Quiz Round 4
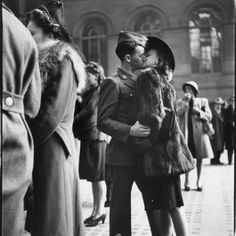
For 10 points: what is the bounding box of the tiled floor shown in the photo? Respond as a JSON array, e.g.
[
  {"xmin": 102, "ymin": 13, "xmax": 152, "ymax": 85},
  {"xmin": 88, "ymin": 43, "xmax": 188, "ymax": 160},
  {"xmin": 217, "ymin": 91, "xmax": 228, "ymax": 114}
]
[{"xmin": 80, "ymin": 151, "xmax": 234, "ymax": 236}]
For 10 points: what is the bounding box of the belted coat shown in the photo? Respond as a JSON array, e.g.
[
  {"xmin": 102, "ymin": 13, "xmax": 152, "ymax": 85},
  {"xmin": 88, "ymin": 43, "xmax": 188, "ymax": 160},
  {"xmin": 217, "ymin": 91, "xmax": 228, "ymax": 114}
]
[
  {"xmin": 28, "ymin": 39, "xmax": 86, "ymax": 236},
  {"xmin": 2, "ymin": 4, "xmax": 41, "ymax": 236}
]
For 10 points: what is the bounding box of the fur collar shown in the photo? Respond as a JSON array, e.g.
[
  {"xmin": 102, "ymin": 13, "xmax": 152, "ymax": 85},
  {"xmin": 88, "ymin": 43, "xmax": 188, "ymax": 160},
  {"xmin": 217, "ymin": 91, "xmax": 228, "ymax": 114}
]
[{"xmin": 39, "ymin": 39, "xmax": 87, "ymax": 94}]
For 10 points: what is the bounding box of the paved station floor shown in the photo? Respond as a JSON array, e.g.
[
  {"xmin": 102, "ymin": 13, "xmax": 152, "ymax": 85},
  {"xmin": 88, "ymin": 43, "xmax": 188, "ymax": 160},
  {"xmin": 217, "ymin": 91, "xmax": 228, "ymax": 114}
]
[{"xmin": 80, "ymin": 151, "xmax": 234, "ymax": 236}]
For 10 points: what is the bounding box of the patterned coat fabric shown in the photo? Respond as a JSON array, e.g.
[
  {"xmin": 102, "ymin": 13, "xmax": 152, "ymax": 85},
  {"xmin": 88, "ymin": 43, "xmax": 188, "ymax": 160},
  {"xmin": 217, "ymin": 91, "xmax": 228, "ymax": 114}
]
[
  {"xmin": 29, "ymin": 40, "xmax": 86, "ymax": 236},
  {"xmin": 2, "ymin": 4, "xmax": 41, "ymax": 236},
  {"xmin": 177, "ymin": 97, "xmax": 214, "ymax": 159}
]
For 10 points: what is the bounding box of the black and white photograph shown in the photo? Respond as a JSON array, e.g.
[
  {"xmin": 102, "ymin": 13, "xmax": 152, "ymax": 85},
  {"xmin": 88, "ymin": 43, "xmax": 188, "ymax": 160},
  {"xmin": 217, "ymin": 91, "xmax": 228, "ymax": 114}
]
[{"xmin": 2, "ymin": 0, "xmax": 235, "ymax": 235}]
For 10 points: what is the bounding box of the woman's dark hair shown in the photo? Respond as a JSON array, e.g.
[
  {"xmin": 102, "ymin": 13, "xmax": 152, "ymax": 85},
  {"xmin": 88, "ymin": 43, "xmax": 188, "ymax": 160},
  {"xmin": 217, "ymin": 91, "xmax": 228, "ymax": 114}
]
[
  {"xmin": 115, "ymin": 42, "xmax": 137, "ymax": 61},
  {"xmin": 183, "ymin": 85, "xmax": 198, "ymax": 97},
  {"xmin": 86, "ymin": 61, "xmax": 105, "ymax": 85},
  {"xmin": 25, "ymin": 6, "xmax": 72, "ymax": 43},
  {"xmin": 151, "ymin": 49, "xmax": 172, "ymax": 77},
  {"xmin": 145, "ymin": 36, "xmax": 175, "ymax": 77}
]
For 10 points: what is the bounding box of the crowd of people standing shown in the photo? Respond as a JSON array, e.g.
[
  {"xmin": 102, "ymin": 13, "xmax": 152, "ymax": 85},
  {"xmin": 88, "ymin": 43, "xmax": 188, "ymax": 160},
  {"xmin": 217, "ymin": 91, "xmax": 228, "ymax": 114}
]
[{"xmin": 2, "ymin": 1, "xmax": 234, "ymax": 236}]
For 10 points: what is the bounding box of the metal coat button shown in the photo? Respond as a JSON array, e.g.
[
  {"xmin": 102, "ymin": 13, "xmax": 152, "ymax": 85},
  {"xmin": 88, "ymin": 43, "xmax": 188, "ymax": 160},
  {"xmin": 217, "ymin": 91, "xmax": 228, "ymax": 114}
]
[{"xmin": 5, "ymin": 96, "xmax": 14, "ymax": 106}]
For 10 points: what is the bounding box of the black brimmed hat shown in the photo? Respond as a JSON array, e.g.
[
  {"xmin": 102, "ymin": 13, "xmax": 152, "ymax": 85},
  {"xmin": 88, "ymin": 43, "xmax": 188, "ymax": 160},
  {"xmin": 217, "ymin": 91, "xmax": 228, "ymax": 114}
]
[{"xmin": 146, "ymin": 36, "xmax": 175, "ymax": 71}]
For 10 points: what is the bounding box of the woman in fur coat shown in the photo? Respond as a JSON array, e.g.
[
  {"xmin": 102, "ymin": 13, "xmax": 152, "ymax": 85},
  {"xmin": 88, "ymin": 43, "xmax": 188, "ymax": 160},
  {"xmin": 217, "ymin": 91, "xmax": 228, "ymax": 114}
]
[
  {"xmin": 26, "ymin": 2, "xmax": 86, "ymax": 236},
  {"xmin": 132, "ymin": 36, "xmax": 193, "ymax": 236}
]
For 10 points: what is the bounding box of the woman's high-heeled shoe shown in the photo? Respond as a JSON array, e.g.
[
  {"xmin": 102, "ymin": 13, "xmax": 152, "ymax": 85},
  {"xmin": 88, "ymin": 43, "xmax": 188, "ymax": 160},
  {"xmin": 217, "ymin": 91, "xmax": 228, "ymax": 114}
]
[
  {"xmin": 85, "ymin": 214, "xmax": 106, "ymax": 227},
  {"xmin": 197, "ymin": 186, "xmax": 203, "ymax": 191},
  {"xmin": 84, "ymin": 216, "xmax": 94, "ymax": 224},
  {"xmin": 184, "ymin": 186, "xmax": 190, "ymax": 191}
]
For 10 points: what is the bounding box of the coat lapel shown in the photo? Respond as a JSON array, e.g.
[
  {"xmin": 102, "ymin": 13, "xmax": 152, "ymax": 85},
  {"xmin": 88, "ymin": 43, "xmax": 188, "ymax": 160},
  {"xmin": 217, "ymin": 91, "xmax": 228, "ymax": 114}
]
[
  {"xmin": 213, "ymin": 109, "xmax": 224, "ymax": 122},
  {"xmin": 117, "ymin": 67, "xmax": 136, "ymax": 90},
  {"xmin": 124, "ymin": 78, "xmax": 136, "ymax": 90}
]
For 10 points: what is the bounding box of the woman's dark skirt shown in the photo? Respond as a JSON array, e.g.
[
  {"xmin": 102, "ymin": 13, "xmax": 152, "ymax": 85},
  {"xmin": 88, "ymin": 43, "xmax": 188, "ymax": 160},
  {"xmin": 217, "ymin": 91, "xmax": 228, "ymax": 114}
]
[
  {"xmin": 79, "ymin": 140, "xmax": 106, "ymax": 181},
  {"xmin": 138, "ymin": 175, "xmax": 184, "ymax": 211}
]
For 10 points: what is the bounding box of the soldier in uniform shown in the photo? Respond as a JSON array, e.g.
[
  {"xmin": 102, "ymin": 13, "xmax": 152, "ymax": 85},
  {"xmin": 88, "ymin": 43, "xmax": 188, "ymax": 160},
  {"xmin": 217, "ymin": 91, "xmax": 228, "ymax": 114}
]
[{"xmin": 98, "ymin": 31, "xmax": 150, "ymax": 236}]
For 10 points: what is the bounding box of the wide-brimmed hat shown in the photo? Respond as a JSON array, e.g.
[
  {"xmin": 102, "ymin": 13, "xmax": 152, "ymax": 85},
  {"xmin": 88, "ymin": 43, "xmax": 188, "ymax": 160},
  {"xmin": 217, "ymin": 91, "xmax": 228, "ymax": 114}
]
[
  {"xmin": 117, "ymin": 31, "xmax": 147, "ymax": 48},
  {"xmin": 214, "ymin": 97, "xmax": 224, "ymax": 104},
  {"xmin": 182, "ymin": 81, "xmax": 199, "ymax": 95},
  {"xmin": 145, "ymin": 36, "xmax": 175, "ymax": 71}
]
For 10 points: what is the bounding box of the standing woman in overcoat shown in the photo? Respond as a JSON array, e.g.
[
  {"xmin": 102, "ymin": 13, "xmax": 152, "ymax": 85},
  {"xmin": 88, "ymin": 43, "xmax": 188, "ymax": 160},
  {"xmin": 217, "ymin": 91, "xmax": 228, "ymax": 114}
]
[
  {"xmin": 177, "ymin": 81, "xmax": 214, "ymax": 191},
  {"xmin": 25, "ymin": 1, "xmax": 87, "ymax": 235}
]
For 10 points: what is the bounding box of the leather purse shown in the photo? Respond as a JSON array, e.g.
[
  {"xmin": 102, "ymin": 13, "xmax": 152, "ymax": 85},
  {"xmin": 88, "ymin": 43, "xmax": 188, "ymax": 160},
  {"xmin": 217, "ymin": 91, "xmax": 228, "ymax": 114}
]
[{"xmin": 202, "ymin": 120, "xmax": 215, "ymax": 137}]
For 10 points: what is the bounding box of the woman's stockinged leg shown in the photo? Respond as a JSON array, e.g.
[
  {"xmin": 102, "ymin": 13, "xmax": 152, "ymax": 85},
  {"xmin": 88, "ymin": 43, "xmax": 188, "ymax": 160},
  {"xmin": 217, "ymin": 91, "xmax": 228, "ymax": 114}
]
[
  {"xmin": 146, "ymin": 209, "xmax": 162, "ymax": 236},
  {"xmin": 184, "ymin": 172, "xmax": 190, "ymax": 188},
  {"xmin": 159, "ymin": 210, "xmax": 174, "ymax": 236},
  {"xmin": 146, "ymin": 210, "xmax": 173, "ymax": 236},
  {"xmin": 196, "ymin": 159, "xmax": 203, "ymax": 188},
  {"xmin": 92, "ymin": 181, "xmax": 106, "ymax": 217},
  {"xmin": 91, "ymin": 183, "xmax": 96, "ymax": 216},
  {"xmin": 168, "ymin": 207, "xmax": 188, "ymax": 236}
]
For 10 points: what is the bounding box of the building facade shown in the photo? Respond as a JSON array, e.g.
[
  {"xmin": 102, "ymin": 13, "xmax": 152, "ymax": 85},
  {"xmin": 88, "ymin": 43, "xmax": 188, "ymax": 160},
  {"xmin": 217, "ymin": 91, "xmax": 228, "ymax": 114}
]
[{"xmin": 6, "ymin": 0, "xmax": 235, "ymax": 100}]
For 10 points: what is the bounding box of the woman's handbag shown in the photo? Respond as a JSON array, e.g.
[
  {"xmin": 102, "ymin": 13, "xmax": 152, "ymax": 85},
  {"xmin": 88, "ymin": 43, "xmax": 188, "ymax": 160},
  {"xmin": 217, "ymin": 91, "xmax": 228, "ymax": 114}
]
[
  {"xmin": 138, "ymin": 116, "xmax": 195, "ymax": 179},
  {"xmin": 202, "ymin": 120, "xmax": 215, "ymax": 137},
  {"xmin": 201, "ymin": 103, "xmax": 215, "ymax": 137}
]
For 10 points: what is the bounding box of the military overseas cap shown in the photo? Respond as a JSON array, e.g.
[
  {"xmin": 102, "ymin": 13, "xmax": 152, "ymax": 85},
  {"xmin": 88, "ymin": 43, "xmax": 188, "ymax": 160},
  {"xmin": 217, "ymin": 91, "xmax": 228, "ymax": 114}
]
[{"xmin": 117, "ymin": 31, "xmax": 147, "ymax": 48}]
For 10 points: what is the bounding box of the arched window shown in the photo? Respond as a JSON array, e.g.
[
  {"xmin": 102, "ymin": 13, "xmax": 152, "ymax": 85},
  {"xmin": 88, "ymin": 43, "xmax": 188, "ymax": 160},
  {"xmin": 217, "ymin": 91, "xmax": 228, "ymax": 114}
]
[
  {"xmin": 189, "ymin": 7, "xmax": 222, "ymax": 74},
  {"xmin": 81, "ymin": 19, "xmax": 107, "ymax": 71},
  {"xmin": 133, "ymin": 11, "xmax": 162, "ymax": 36}
]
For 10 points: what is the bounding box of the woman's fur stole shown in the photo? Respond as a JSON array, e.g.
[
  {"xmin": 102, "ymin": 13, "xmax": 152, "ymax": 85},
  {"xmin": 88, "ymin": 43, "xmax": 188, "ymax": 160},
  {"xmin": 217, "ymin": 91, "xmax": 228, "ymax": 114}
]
[
  {"xmin": 38, "ymin": 39, "xmax": 87, "ymax": 94},
  {"xmin": 132, "ymin": 68, "xmax": 194, "ymax": 178}
]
